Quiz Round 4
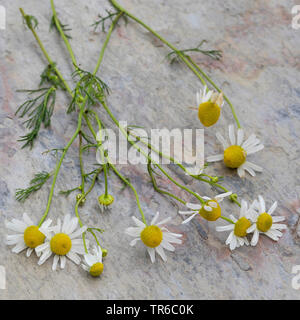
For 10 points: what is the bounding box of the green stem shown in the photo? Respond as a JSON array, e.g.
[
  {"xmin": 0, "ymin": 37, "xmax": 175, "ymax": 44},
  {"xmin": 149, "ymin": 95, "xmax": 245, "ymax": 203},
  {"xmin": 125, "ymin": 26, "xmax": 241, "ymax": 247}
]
[
  {"xmin": 20, "ymin": 8, "xmax": 73, "ymax": 96},
  {"xmin": 220, "ymin": 216, "xmax": 235, "ymax": 224},
  {"xmin": 79, "ymin": 132, "xmax": 85, "ymax": 193},
  {"xmin": 109, "ymin": 0, "xmax": 241, "ymax": 128},
  {"xmin": 110, "ymin": 163, "xmax": 147, "ymax": 225},
  {"xmin": 93, "ymin": 114, "xmax": 109, "ymax": 197},
  {"xmin": 74, "ymin": 196, "xmax": 88, "ymax": 253},
  {"xmin": 50, "ymin": 0, "xmax": 77, "ymax": 67},
  {"xmin": 38, "ymin": 106, "xmax": 85, "ymax": 227},
  {"xmin": 101, "ymin": 100, "xmax": 205, "ymax": 204},
  {"xmin": 84, "ymin": 113, "xmax": 147, "ymax": 225},
  {"xmin": 147, "ymin": 161, "xmax": 186, "ymax": 205},
  {"xmin": 109, "ymin": 1, "xmax": 205, "ymax": 85}
]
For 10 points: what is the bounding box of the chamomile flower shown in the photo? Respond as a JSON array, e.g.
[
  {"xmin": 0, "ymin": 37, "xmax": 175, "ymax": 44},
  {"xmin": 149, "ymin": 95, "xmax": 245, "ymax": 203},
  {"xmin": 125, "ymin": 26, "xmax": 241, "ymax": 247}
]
[
  {"xmin": 216, "ymin": 200, "xmax": 255, "ymax": 250},
  {"xmin": 98, "ymin": 194, "xmax": 114, "ymax": 212},
  {"xmin": 125, "ymin": 212, "xmax": 182, "ymax": 263},
  {"xmin": 35, "ymin": 214, "xmax": 88, "ymax": 271},
  {"xmin": 247, "ymin": 195, "xmax": 287, "ymax": 246},
  {"xmin": 196, "ymin": 85, "xmax": 224, "ymax": 127},
  {"xmin": 5, "ymin": 213, "xmax": 52, "ymax": 257},
  {"xmin": 207, "ymin": 124, "xmax": 264, "ymax": 178},
  {"xmin": 179, "ymin": 191, "xmax": 232, "ymax": 224},
  {"xmin": 82, "ymin": 245, "xmax": 104, "ymax": 277}
]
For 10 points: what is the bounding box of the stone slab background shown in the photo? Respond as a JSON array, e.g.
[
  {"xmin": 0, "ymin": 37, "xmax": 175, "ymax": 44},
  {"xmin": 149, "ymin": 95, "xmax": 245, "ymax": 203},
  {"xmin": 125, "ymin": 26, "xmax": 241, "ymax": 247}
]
[{"xmin": 0, "ymin": 0, "xmax": 300, "ymax": 299}]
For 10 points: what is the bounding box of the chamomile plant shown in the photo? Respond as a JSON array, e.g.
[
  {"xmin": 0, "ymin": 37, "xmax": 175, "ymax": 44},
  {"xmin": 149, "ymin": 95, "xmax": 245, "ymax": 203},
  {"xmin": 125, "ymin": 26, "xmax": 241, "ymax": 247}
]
[
  {"xmin": 125, "ymin": 212, "xmax": 182, "ymax": 263},
  {"xmin": 5, "ymin": 1, "xmax": 287, "ymax": 280},
  {"xmin": 207, "ymin": 124, "xmax": 264, "ymax": 178}
]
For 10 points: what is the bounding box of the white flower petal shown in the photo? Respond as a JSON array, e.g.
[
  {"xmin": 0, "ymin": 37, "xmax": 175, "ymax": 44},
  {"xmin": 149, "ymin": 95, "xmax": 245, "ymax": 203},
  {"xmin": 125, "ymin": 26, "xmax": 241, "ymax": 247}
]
[
  {"xmin": 251, "ymin": 229, "xmax": 259, "ymax": 246},
  {"xmin": 66, "ymin": 251, "xmax": 81, "ymax": 265},
  {"xmin": 207, "ymin": 154, "xmax": 224, "ymax": 162},
  {"xmin": 182, "ymin": 213, "xmax": 198, "ymax": 224},
  {"xmin": 268, "ymin": 201, "xmax": 278, "ymax": 215},
  {"xmin": 272, "ymin": 216, "xmax": 285, "ymax": 223},
  {"xmin": 228, "ymin": 124, "xmax": 236, "ymax": 145},
  {"xmin": 147, "ymin": 247, "xmax": 156, "ymax": 263},
  {"xmin": 216, "ymin": 132, "xmax": 229, "ymax": 149},
  {"xmin": 23, "ymin": 213, "xmax": 34, "ymax": 226},
  {"xmin": 186, "ymin": 202, "xmax": 202, "ymax": 210},
  {"xmin": 132, "ymin": 216, "xmax": 145, "ymax": 228},
  {"xmin": 237, "ymin": 129, "xmax": 244, "ymax": 146},
  {"xmin": 151, "ymin": 212, "xmax": 160, "ymax": 225},
  {"xmin": 69, "ymin": 226, "xmax": 87, "ymax": 239},
  {"xmin": 52, "ymin": 255, "xmax": 59, "ymax": 271},
  {"xmin": 216, "ymin": 224, "xmax": 234, "ymax": 232},
  {"xmin": 258, "ymin": 195, "xmax": 265, "ymax": 213},
  {"xmin": 155, "ymin": 246, "xmax": 167, "ymax": 262},
  {"xmin": 157, "ymin": 217, "xmax": 172, "ymax": 226}
]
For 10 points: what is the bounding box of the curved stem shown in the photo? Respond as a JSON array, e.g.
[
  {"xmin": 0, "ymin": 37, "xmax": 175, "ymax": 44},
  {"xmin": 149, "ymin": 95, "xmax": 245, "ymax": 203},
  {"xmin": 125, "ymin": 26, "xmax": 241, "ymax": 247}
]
[
  {"xmin": 84, "ymin": 113, "xmax": 147, "ymax": 225},
  {"xmin": 50, "ymin": 0, "xmax": 77, "ymax": 67},
  {"xmin": 147, "ymin": 161, "xmax": 186, "ymax": 205},
  {"xmin": 110, "ymin": 1, "xmax": 206, "ymax": 86},
  {"xmin": 38, "ymin": 106, "xmax": 85, "ymax": 226},
  {"xmin": 220, "ymin": 216, "xmax": 235, "ymax": 224},
  {"xmin": 74, "ymin": 196, "xmax": 88, "ymax": 253},
  {"xmin": 101, "ymin": 100, "xmax": 205, "ymax": 204},
  {"xmin": 20, "ymin": 8, "xmax": 73, "ymax": 96},
  {"xmin": 109, "ymin": 0, "xmax": 241, "ymax": 128},
  {"xmin": 79, "ymin": 132, "xmax": 85, "ymax": 193},
  {"xmin": 110, "ymin": 163, "xmax": 147, "ymax": 225}
]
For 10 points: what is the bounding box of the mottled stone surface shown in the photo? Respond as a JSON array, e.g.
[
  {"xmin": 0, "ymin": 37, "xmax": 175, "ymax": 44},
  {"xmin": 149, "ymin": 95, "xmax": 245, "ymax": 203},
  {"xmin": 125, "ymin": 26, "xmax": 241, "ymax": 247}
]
[{"xmin": 0, "ymin": 0, "xmax": 300, "ymax": 299}]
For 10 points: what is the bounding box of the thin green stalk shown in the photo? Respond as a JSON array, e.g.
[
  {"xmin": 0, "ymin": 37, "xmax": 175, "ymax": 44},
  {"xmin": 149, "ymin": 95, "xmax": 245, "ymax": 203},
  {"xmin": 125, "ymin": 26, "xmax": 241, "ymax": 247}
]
[
  {"xmin": 38, "ymin": 106, "xmax": 85, "ymax": 226},
  {"xmin": 94, "ymin": 115, "xmax": 109, "ymax": 197},
  {"xmin": 20, "ymin": 8, "xmax": 73, "ymax": 96},
  {"xmin": 85, "ymin": 167, "xmax": 103, "ymax": 197},
  {"xmin": 110, "ymin": 163, "xmax": 147, "ymax": 225},
  {"xmin": 147, "ymin": 161, "xmax": 186, "ymax": 205},
  {"xmin": 109, "ymin": 0, "xmax": 241, "ymax": 128},
  {"xmin": 100, "ymin": 100, "xmax": 205, "ymax": 204},
  {"xmin": 50, "ymin": 0, "xmax": 77, "ymax": 67},
  {"xmin": 50, "ymin": 0, "xmax": 123, "ymax": 76},
  {"xmin": 79, "ymin": 132, "xmax": 85, "ymax": 193},
  {"xmin": 74, "ymin": 196, "xmax": 88, "ymax": 253},
  {"xmin": 109, "ymin": 1, "xmax": 205, "ymax": 85},
  {"xmin": 84, "ymin": 113, "xmax": 147, "ymax": 225},
  {"xmin": 220, "ymin": 216, "xmax": 234, "ymax": 224}
]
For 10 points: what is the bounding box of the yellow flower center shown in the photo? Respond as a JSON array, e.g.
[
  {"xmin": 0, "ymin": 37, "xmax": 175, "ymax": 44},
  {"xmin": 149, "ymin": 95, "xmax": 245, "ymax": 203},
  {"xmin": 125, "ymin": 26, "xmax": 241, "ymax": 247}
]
[
  {"xmin": 256, "ymin": 213, "xmax": 273, "ymax": 232},
  {"xmin": 140, "ymin": 225, "xmax": 163, "ymax": 248},
  {"xmin": 223, "ymin": 145, "xmax": 247, "ymax": 168},
  {"xmin": 89, "ymin": 262, "xmax": 104, "ymax": 277},
  {"xmin": 199, "ymin": 200, "xmax": 221, "ymax": 221},
  {"xmin": 23, "ymin": 225, "xmax": 45, "ymax": 248},
  {"xmin": 198, "ymin": 101, "xmax": 221, "ymax": 127},
  {"xmin": 50, "ymin": 233, "xmax": 72, "ymax": 255},
  {"xmin": 234, "ymin": 217, "xmax": 252, "ymax": 237}
]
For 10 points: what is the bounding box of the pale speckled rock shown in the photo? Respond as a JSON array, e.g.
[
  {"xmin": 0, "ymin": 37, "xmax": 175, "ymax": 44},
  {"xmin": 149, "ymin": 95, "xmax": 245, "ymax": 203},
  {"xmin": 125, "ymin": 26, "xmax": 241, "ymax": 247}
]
[{"xmin": 0, "ymin": 0, "xmax": 300, "ymax": 299}]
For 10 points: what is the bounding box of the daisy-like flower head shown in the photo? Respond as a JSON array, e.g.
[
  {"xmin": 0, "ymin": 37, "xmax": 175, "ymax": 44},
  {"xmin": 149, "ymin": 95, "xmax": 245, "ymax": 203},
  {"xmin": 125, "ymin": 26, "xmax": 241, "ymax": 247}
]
[
  {"xmin": 247, "ymin": 195, "xmax": 287, "ymax": 246},
  {"xmin": 125, "ymin": 212, "xmax": 182, "ymax": 263},
  {"xmin": 196, "ymin": 85, "xmax": 224, "ymax": 127},
  {"xmin": 179, "ymin": 191, "xmax": 232, "ymax": 224},
  {"xmin": 82, "ymin": 245, "xmax": 104, "ymax": 277},
  {"xmin": 35, "ymin": 214, "xmax": 88, "ymax": 271},
  {"xmin": 216, "ymin": 199, "xmax": 257, "ymax": 250},
  {"xmin": 207, "ymin": 124, "xmax": 264, "ymax": 178},
  {"xmin": 98, "ymin": 194, "xmax": 114, "ymax": 213},
  {"xmin": 5, "ymin": 213, "xmax": 52, "ymax": 257}
]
